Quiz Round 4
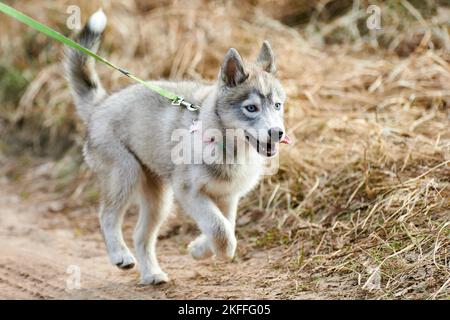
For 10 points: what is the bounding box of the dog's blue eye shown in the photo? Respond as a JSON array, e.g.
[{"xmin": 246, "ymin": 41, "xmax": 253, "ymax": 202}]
[
  {"xmin": 245, "ymin": 105, "xmax": 258, "ymax": 112},
  {"xmin": 274, "ymin": 103, "xmax": 282, "ymax": 110}
]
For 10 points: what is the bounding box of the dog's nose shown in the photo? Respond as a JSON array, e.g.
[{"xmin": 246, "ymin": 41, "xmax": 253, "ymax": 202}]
[{"xmin": 268, "ymin": 127, "xmax": 284, "ymax": 142}]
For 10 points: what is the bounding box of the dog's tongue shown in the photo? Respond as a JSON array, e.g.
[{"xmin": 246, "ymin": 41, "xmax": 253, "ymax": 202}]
[{"xmin": 280, "ymin": 134, "xmax": 292, "ymax": 145}]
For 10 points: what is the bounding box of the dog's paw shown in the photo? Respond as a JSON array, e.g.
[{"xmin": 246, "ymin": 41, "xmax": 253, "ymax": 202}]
[
  {"xmin": 188, "ymin": 235, "xmax": 213, "ymax": 260},
  {"xmin": 110, "ymin": 249, "xmax": 136, "ymax": 270},
  {"xmin": 140, "ymin": 271, "xmax": 169, "ymax": 285},
  {"xmin": 213, "ymin": 234, "xmax": 237, "ymax": 260},
  {"xmin": 211, "ymin": 221, "xmax": 237, "ymax": 260}
]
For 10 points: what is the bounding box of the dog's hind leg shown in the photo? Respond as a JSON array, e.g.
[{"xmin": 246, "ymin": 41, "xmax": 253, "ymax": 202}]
[
  {"xmin": 134, "ymin": 170, "xmax": 172, "ymax": 285},
  {"xmin": 98, "ymin": 149, "xmax": 140, "ymax": 270}
]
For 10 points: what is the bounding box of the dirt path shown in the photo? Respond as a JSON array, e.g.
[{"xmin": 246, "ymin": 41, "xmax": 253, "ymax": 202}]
[{"xmin": 0, "ymin": 183, "xmax": 319, "ymax": 299}]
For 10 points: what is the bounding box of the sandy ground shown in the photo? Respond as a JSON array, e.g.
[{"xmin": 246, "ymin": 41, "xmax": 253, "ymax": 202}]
[{"xmin": 0, "ymin": 182, "xmax": 322, "ymax": 300}]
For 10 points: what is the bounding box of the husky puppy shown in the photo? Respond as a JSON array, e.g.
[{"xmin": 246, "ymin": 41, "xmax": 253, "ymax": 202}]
[{"xmin": 64, "ymin": 10, "xmax": 289, "ymax": 284}]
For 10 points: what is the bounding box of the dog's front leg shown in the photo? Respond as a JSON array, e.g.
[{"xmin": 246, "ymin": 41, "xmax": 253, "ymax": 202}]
[
  {"xmin": 176, "ymin": 192, "xmax": 236, "ymax": 260},
  {"xmin": 217, "ymin": 195, "xmax": 239, "ymax": 228},
  {"xmin": 187, "ymin": 195, "xmax": 239, "ymax": 260}
]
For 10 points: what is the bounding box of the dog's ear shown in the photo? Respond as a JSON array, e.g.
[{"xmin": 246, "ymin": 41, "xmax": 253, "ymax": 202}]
[
  {"xmin": 220, "ymin": 48, "xmax": 248, "ymax": 87},
  {"xmin": 256, "ymin": 41, "xmax": 276, "ymax": 74}
]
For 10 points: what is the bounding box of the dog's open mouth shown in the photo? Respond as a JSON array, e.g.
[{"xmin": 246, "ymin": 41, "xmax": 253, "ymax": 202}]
[{"xmin": 245, "ymin": 133, "xmax": 278, "ymax": 158}]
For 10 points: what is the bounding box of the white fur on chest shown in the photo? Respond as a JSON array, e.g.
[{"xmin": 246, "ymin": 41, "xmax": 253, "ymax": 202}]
[{"xmin": 203, "ymin": 164, "xmax": 262, "ymax": 197}]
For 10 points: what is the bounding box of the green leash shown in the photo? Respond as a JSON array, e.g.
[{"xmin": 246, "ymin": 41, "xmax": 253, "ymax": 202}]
[{"xmin": 0, "ymin": 2, "xmax": 201, "ymax": 111}]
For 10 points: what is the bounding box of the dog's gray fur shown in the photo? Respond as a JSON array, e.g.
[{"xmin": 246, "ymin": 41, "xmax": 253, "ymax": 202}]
[{"xmin": 64, "ymin": 10, "xmax": 287, "ymax": 284}]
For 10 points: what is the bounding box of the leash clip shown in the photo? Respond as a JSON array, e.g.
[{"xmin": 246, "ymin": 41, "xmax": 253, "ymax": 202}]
[
  {"xmin": 171, "ymin": 96, "xmax": 184, "ymax": 106},
  {"xmin": 172, "ymin": 96, "xmax": 201, "ymax": 112}
]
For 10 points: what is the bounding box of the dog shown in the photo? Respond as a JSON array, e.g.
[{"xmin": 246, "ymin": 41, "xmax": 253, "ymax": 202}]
[{"xmin": 64, "ymin": 9, "xmax": 289, "ymax": 285}]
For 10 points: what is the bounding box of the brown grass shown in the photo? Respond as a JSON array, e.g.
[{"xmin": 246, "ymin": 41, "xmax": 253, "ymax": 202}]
[{"xmin": 0, "ymin": 0, "xmax": 448, "ymax": 299}]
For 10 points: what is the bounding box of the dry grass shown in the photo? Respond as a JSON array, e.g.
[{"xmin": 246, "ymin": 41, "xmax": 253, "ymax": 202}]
[{"xmin": 0, "ymin": 0, "xmax": 449, "ymax": 299}]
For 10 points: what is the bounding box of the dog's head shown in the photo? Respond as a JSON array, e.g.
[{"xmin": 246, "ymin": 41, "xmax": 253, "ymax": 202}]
[{"xmin": 216, "ymin": 41, "xmax": 289, "ymax": 158}]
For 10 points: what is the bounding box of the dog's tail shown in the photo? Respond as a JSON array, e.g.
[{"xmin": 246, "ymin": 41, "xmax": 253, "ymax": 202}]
[{"xmin": 64, "ymin": 9, "xmax": 108, "ymax": 123}]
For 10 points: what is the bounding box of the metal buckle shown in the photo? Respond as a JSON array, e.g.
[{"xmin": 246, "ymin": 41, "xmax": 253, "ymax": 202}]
[
  {"xmin": 172, "ymin": 97, "xmax": 200, "ymax": 112},
  {"xmin": 182, "ymin": 101, "xmax": 201, "ymax": 112}
]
